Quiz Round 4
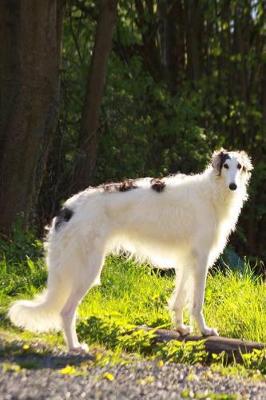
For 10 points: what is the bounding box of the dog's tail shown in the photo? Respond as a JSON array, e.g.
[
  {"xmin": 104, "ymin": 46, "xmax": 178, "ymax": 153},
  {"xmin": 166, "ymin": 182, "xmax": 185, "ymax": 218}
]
[
  {"xmin": 8, "ymin": 274, "xmax": 69, "ymax": 332},
  {"xmin": 8, "ymin": 224, "xmax": 71, "ymax": 332}
]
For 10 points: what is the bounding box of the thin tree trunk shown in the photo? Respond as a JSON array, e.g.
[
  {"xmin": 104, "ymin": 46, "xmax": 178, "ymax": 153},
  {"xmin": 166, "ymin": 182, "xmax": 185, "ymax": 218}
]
[
  {"xmin": 184, "ymin": 0, "xmax": 202, "ymax": 81},
  {"xmin": 159, "ymin": 0, "xmax": 185, "ymax": 94},
  {"xmin": 73, "ymin": 0, "xmax": 118, "ymax": 192},
  {"xmin": 134, "ymin": 0, "xmax": 162, "ymax": 82},
  {"xmin": 0, "ymin": 0, "xmax": 64, "ymax": 233}
]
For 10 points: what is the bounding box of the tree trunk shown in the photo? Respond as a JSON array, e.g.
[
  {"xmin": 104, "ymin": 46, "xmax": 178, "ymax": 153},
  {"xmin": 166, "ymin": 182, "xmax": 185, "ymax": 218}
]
[
  {"xmin": 72, "ymin": 0, "xmax": 118, "ymax": 192},
  {"xmin": 134, "ymin": 0, "xmax": 162, "ymax": 83},
  {"xmin": 0, "ymin": 0, "xmax": 64, "ymax": 233},
  {"xmin": 184, "ymin": 0, "xmax": 202, "ymax": 81},
  {"xmin": 158, "ymin": 0, "xmax": 185, "ymax": 94}
]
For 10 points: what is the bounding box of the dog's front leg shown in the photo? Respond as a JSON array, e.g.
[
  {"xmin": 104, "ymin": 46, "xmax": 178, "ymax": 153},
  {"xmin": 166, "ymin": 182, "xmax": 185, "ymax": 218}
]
[{"xmin": 191, "ymin": 256, "xmax": 218, "ymax": 336}]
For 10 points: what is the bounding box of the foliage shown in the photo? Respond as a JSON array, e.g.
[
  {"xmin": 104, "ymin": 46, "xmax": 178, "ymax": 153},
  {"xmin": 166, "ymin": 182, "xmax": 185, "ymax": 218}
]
[
  {"xmin": 156, "ymin": 339, "xmax": 208, "ymax": 365},
  {"xmin": 79, "ymin": 314, "xmax": 210, "ymax": 364},
  {"xmin": 1, "ymin": 1, "xmax": 265, "ymax": 263},
  {"xmin": 0, "ymin": 230, "xmax": 46, "ymax": 303},
  {"xmin": 37, "ymin": 0, "xmax": 266, "ymax": 265},
  {"xmin": 0, "ymin": 223, "xmax": 42, "ymax": 263},
  {"xmin": 242, "ymin": 348, "xmax": 266, "ymax": 374}
]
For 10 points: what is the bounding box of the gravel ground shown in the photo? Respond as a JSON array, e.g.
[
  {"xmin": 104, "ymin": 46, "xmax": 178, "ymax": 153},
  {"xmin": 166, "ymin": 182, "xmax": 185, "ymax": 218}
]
[{"xmin": 0, "ymin": 358, "xmax": 266, "ymax": 400}]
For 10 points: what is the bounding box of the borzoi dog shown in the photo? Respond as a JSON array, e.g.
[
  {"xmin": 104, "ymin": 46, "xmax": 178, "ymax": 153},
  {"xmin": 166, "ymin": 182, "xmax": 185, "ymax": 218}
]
[{"xmin": 9, "ymin": 149, "xmax": 253, "ymax": 351}]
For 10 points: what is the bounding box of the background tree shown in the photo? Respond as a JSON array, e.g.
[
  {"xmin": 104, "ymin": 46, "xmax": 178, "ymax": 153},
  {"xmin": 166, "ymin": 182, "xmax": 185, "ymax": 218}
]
[
  {"xmin": 0, "ymin": 0, "xmax": 64, "ymax": 233},
  {"xmin": 73, "ymin": 0, "xmax": 118, "ymax": 192},
  {"xmin": 1, "ymin": 0, "xmax": 265, "ymax": 267}
]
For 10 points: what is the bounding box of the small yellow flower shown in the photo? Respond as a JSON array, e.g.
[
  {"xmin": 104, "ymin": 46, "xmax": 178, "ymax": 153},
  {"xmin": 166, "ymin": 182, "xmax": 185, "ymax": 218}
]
[
  {"xmin": 103, "ymin": 372, "xmax": 115, "ymax": 381},
  {"xmin": 157, "ymin": 360, "xmax": 164, "ymax": 368},
  {"xmin": 59, "ymin": 365, "xmax": 77, "ymax": 375},
  {"xmin": 22, "ymin": 344, "xmax": 30, "ymax": 350}
]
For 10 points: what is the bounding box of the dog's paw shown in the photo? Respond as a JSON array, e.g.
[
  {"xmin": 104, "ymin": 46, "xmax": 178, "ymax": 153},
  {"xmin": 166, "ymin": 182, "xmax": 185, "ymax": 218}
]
[
  {"xmin": 177, "ymin": 324, "xmax": 192, "ymax": 336},
  {"xmin": 69, "ymin": 342, "xmax": 89, "ymax": 353},
  {"xmin": 202, "ymin": 327, "xmax": 219, "ymax": 337}
]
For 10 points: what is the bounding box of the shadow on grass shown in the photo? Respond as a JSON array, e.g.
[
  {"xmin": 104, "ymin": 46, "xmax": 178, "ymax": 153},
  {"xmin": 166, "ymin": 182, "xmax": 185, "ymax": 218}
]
[
  {"xmin": 0, "ymin": 310, "xmax": 13, "ymax": 330},
  {"xmin": 0, "ymin": 311, "xmax": 95, "ymax": 370},
  {"xmin": 0, "ymin": 339, "xmax": 94, "ymax": 370}
]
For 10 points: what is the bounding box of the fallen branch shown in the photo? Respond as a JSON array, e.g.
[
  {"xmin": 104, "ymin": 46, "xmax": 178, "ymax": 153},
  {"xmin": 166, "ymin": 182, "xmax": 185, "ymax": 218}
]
[{"xmin": 142, "ymin": 327, "xmax": 265, "ymax": 363}]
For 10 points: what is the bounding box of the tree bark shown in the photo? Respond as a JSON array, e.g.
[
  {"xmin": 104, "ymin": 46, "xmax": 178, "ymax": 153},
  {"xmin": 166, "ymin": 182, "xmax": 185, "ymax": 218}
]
[
  {"xmin": 72, "ymin": 0, "xmax": 118, "ymax": 192},
  {"xmin": 0, "ymin": 0, "xmax": 64, "ymax": 233},
  {"xmin": 158, "ymin": 0, "xmax": 185, "ymax": 94},
  {"xmin": 134, "ymin": 0, "xmax": 162, "ymax": 83},
  {"xmin": 184, "ymin": 0, "xmax": 202, "ymax": 81}
]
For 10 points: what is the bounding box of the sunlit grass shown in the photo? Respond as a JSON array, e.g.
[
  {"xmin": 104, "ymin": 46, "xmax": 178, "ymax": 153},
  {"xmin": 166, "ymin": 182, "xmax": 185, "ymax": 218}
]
[
  {"xmin": 206, "ymin": 268, "xmax": 266, "ymax": 342},
  {"xmin": 79, "ymin": 257, "xmax": 174, "ymax": 329},
  {"xmin": 1, "ymin": 251, "xmax": 265, "ymax": 345},
  {"xmin": 77, "ymin": 257, "xmax": 266, "ymax": 344}
]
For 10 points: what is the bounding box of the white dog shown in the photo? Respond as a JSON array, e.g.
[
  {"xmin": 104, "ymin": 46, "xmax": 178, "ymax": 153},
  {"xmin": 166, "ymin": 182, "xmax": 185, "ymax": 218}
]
[{"xmin": 9, "ymin": 149, "xmax": 253, "ymax": 351}]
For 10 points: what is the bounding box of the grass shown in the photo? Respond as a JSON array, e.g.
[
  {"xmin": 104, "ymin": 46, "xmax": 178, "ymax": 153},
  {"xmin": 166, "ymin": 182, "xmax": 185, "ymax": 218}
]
[
  {"xmin": 0, "ymin": 233, "xmax": 265, "ymax": 376},
  {"xmin": 79, "ymin": 258, "xmax": 266, "ymax": 343}
]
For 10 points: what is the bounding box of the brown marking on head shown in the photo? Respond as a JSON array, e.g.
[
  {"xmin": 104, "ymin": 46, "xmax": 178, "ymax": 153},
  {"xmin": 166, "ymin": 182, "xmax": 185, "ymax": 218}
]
[
  {"xmin": 101, "ymin": 179, "xmax": 138, "ymax": 193},
  {"xmin": 211, "ymin": 148, "xmax": 231, "ymax": 175},
  {"xmin": 150, "ymin": 178, "xmax": 166, "ymax": 192}
]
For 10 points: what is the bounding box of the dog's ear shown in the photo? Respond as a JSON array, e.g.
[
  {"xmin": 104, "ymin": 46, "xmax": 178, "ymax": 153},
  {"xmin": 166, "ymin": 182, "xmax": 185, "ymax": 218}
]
[
  {"xmin": 211, "ymin": 148, "xmax": 229, "ymax": 175},
  {"xmin": 239, "ymin": 151, "xmax": 253, "ymax": 173}
]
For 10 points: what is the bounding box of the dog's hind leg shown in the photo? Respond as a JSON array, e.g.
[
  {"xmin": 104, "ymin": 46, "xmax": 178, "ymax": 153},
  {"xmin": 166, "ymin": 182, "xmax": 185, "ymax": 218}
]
[
  {"xmin": 60, "ymin": 250, "xmax": 105, "ymax": 352},
  {"xmin": 169, "ymin": 268, "xmax": 192, "ymax": 336},
  {"xmin": 190, "ymin": 254, "xmax": 218, "ymax": 337}
]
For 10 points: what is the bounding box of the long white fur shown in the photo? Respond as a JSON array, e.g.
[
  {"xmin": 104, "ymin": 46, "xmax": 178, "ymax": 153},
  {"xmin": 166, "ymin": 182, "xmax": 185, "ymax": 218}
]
[{"xmin": 8, "ymin": 149, "xmax": 253, "ymax": 351}]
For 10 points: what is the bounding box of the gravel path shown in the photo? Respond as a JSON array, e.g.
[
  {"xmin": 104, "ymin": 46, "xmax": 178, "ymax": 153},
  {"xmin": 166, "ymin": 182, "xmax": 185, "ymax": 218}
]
[
  {"xmin": 0, "ymin": 338, "xmax": 265, "ymax": 400},
  {"xmin": 1, "ymin": 356, "xmax": 266, "ymax": 400}
]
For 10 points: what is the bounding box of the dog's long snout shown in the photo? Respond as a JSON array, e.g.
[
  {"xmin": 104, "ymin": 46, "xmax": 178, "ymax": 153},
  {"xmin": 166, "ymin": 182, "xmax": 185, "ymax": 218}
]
[{"xmin": 229, "ymin": 183, "xmax": 237, "ymax": 191}]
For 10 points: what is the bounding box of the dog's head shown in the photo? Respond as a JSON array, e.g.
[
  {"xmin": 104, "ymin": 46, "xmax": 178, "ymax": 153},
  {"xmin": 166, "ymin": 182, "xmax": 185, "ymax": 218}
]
[{"xmin": 211, "ymin": 148, "xmax": 253, "ymax": 191}]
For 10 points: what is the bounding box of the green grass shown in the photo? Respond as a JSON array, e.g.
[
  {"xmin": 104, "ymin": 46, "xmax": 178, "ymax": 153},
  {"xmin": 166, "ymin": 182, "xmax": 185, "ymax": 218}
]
[
  {"xmin": 2, "ymin": 253, "xmax": 265, "ymax": 343},
  {"xmin": 0, "ymin": 235, "xmax": 265, "ymax": 375},
  {"xmin": 77, "ymin": 259, "xmax": 266, "ymax": 344},
  {"xmin": 80, "ymin": 257, "xmax": 173, "ymax": 329},
  {"xmin": 205, "ymin": 268, "xmax": 266, "ymax": 343}
]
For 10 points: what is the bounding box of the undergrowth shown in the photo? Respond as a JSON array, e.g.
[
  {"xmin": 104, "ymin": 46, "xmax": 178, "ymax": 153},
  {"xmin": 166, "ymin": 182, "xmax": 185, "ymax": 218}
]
[{"xmin": 0, "ymin": 233, "xmax": 265, "ymax": 375}]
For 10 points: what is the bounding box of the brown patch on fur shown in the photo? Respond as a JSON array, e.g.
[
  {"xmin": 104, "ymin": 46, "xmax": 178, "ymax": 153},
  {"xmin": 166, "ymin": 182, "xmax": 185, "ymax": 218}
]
[
  {"xmin": 150, "ymin": 178, "xmax": 166, "ymax": 192},
  {"xmin": 101, "ymin": 179, "xmax": 138, "ymax": 193},
  {"xmin": 119, "ymin": 179, "xmax": 138, "ymax": 191}
]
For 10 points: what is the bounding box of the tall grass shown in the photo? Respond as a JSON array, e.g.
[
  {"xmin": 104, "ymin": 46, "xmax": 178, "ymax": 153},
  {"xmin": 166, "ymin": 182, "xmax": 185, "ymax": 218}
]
[
  {"xmin": 1, "ymin": 236, "xmax": 265, "ymax": 345},
  {"xmin": 78, "ymin": 258, "xmax": 266, "ymax": 343}
]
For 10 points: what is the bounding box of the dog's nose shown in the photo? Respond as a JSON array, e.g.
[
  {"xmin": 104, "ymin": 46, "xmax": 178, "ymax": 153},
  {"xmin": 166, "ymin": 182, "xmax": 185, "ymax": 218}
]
[{"xmin": 229, "ymin": 183, "xmax": 237, "ymax": 191}]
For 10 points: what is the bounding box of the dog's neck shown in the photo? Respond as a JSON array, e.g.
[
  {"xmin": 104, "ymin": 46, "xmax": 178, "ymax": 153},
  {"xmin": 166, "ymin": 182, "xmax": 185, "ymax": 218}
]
[
  {"xmin": 207, "ymin": 168, "xmax": 248, "ymax": 226},
  {"xmin": 203, "ymin": 168, "xmax": 248, "ymax": 265}
]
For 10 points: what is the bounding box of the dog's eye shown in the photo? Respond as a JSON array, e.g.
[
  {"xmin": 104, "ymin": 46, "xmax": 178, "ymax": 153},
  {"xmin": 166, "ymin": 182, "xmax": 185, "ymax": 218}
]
[
  {"xmin": 237, "ymin": 163, "xmax": 242, "ymax": 169},
  {"xmin": 223, "ymin": 163, "xmax": 229, "ymax": 169}
]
